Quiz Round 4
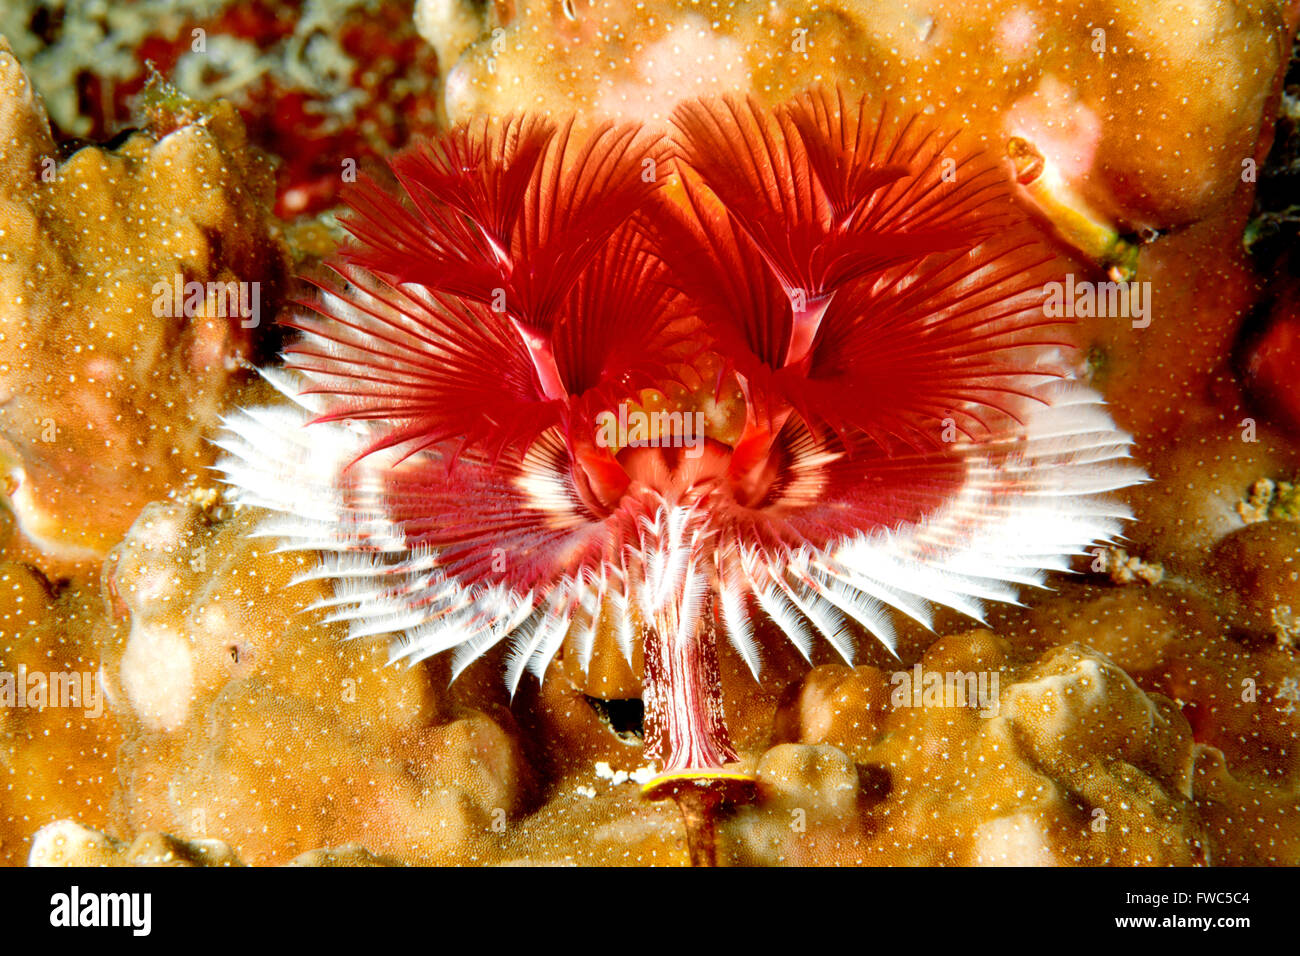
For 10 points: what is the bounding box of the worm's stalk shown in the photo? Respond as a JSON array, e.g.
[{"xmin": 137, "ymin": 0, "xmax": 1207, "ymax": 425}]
[{"xmin": 641, "ymin": 611, "xmax": 757, "ymax": 865}]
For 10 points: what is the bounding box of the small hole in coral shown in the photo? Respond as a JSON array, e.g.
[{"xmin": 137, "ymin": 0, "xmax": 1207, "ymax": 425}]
[
  {"xmin": 29, "ymin": 5, "xmax": 65, "ymax": 45},
  {"xmin": 856, "ymin": 763, "xmax": 892, "ymax": 803},
  {"xmin": 585, "ymin": 695, "xmax": 644, "ymax": 743}
]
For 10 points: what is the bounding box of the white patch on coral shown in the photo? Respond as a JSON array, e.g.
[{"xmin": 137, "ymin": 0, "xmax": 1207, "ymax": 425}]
[
  {"xmin": 597, "ymin": 16, "xmax": 750, "ymax": 126},
  {"xmin": 996, "ymin": 9, "xmax": 1039, "ymax": 60},
  {"xmin": 594, "ymin": 761, "xmax": 630, "ymax": 786},
  {"xmin": 972, "ymin": 812, "xmax": 1057, "ymax": 866},
  {"xmin": 120, "ymin": 623, "xmax": 194, "ymax": 732},
  {"xmin": 1005, "ymin": 77, "xmax": 1103, "ymax": 180}
]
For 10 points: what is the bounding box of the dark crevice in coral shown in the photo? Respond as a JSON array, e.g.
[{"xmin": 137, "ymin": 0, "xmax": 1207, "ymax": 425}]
[
  {"xmin": 28, "ymin": 5, "xmax": 66, "ymax": 47},
  {"xmin": 1245, "ymin": 32, "xmax": 1300, "ymax": 267},
  {"xmin": 585, "ymin": 695, "xmax": 644, "ymax": 744},
  {"xmin": 55, "ymin": 126, "xmax": 142, "ymax": 159},
  {"xmin": 856, "ymin": 763, "xmax": 893, "ymax": 804}
]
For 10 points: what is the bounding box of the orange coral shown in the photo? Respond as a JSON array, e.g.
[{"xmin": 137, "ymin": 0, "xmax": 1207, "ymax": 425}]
[
  {"xmin": 748, "ymin": 631, "xmax": 1206, "ymax": 865},
  {"xmin": 91, "ymin": 495, "xmax": 534, "ymax": 864},
  {"xmin": 423, "ymin": 0, "xmax": 1293, "ymax": 231},
  {"xmin": 0, "ymin": 560, "xmax": 119, "ymax": 865},
  {"xmin": 0, "ymin": 40, "xmax": 286, "ymax": 577},
  {"xmin": 1001, "ymin": 583, "xmax": 1300, "ymax": 865}
]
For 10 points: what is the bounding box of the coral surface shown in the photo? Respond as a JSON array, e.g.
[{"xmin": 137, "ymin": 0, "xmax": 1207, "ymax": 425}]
[
  {"xmin": 0, "ymin": 40, "xmax": 286, "ymax": 575},
  {"xmin": 424, "ymin": 0, "xmax": 1292, "ymax": 231}
]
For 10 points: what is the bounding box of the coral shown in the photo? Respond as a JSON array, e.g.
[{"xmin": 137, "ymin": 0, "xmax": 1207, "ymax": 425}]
[
  {"xmin": 93, "ymin": 495, "xmax": 533, "ymax": 864},
  {"xmin": 0, "ymin": 41, "xmax": 286, "ymax": 575},
  {"xmin": 27, "ymin": 818, "xmax": 403, "ymax": 865},
  {"xmin": 18, "ymin": 570, "xmax": 1300, "ymax": 866},
  {"xmin": 1001, "ymin": 584, "xmax": 1300, "ymax": 865},
  {"xmin": 741, "ymin": 631, "xmax": 1205, "ymax": 865},
  {"xmin": 28, "ymin": 819, "xmax": 243, "ymax": 866},
  {"xmin": 1125, "ymin": 427, "xmax": 1300, "ymax": 574},
  {"xmin": 1209, "ymin": 521, "xmax": 1300, "ymax": 646},
  {"xmin": 449, "ymin": 606, "xmax": 1292, "ymax": 866},
  {"xmin": 0, "ymin": 560, "xmax": 120, "ymax": 865},
  {"xmin": 424, "ymin": 0, "xmax": 1293, "ymax": 232},
  {"xmin": 4, "ymin": 484, "xmax": 1299, "ymax": 866}
]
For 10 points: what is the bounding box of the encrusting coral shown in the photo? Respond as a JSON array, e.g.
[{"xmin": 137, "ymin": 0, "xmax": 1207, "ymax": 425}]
[
  {"xmin": 1000, "ymin": 584, "xmax": 1300, "ymax": 865},
  {"xmin": 0, "ymin": 39, "xmax": 286, "ymax": 576},
  {"xmin": 424, "ymin": 0, "xmax": 1292, "ymax": 231},
  {"xmin": 91, "ymin": 495, "xmax": 533, "ymax": 864},
  {"xmin": 742, "ymin": 632, "xmax": 1207, "ymax": 866},
  {"xmin": 26, "ymin": 817, "xmax": 405, "ymax": 865},
  {"xmin": 26, "ymin": 603, "xmax": 1286, "ymax": 866},
  {"xmin": 3, "ymin": 0, "xmax": 1300, "ymax": 867},
  {"xmin": 14, "ymin": 473, "xmax": 1300, "ymax": 867},
  {"xmin": 0, "ymin": 558, "xmax": 120, "ymax": 865}
]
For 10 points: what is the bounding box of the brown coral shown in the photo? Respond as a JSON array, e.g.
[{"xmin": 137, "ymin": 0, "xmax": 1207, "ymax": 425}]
[
  {"xmin": 0, "ymin": 39, "xmax": 286, "ymax": 576},
  {"xmin": 26, "ymin": 818, "xmax": 403, "ymax": 866},
  {"xmin": 424, "ymin": 0, "xmax": 1292, "ymax": 230},
  {"xmin": 733, "ymin": 631, "xmax": 1206, "ymax": 865},
  {"xmin": 92, "ymin": 495, "xmax": 535, "ymax": 865},
  {"xmin": 0, "ymin": 559, "xmax": 119, "ymax": 865}
]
